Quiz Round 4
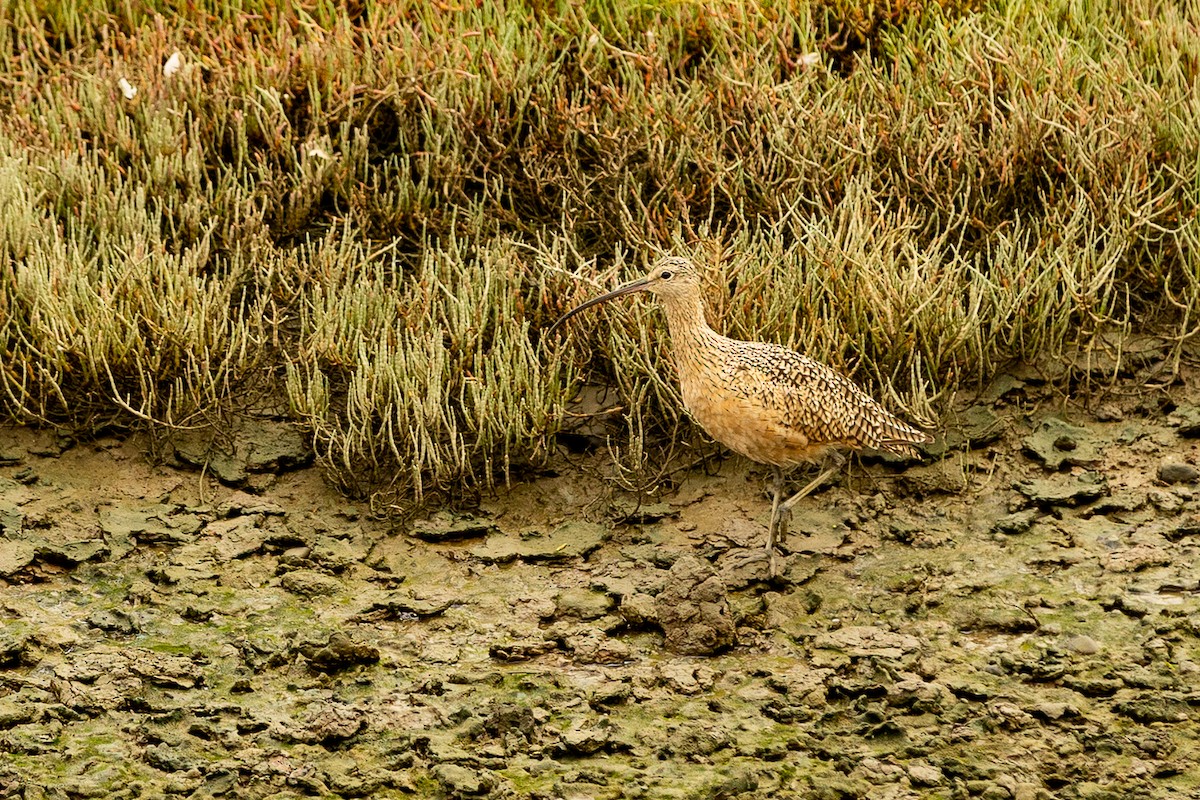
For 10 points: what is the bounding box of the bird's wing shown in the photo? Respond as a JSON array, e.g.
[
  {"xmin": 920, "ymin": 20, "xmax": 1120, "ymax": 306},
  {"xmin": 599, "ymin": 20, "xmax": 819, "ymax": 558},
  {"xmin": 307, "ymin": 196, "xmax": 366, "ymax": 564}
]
[{"xmin": 724, "ymin": 342, "xmax": 926, "ymax": 454}]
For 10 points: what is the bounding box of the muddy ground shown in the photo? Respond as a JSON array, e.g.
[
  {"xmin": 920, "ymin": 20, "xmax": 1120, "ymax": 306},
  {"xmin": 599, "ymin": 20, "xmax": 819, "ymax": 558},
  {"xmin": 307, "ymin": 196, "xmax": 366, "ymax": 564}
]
[{"xmin": 1, "ymin": 364, "xmax": 1199, "ymax": 800}]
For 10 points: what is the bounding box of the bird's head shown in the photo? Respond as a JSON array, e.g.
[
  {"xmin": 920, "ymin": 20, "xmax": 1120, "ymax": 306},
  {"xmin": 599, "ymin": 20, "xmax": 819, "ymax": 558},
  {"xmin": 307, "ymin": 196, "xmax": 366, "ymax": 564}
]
[
  {"xmin": 638, "ymin": 256, "xmax": 701, "ymax": 300},
  {"xmin": 545, "ymin": 256, "xmax": 702, "ymax": 338}
]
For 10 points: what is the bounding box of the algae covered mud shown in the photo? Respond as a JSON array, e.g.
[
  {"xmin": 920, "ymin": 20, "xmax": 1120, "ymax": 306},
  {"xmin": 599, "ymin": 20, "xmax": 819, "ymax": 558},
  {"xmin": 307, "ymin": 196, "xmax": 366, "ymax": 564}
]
[{"xmin": 1, "ymin": 363, "xmax": 1198, "ymax": 800}]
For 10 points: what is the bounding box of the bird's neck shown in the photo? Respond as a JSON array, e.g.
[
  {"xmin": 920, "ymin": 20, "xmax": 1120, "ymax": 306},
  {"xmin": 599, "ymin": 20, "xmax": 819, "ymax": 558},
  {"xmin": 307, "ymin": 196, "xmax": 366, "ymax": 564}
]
[{"xmin": 660, "ymin": 292, "xmax": 718, "ymax": 347}]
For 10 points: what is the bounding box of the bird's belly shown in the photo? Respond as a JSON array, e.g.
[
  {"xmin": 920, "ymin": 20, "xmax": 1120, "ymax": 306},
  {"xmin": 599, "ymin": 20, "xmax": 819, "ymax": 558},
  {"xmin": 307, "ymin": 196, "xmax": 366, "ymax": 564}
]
[{"xmin": 682, "ymin": 382, "xmax": 832, "ymax": 467}]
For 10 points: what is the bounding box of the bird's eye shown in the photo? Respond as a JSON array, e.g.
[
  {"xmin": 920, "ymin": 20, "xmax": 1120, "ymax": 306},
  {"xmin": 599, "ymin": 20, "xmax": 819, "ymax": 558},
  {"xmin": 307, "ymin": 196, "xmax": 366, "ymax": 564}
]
[{"xmin": 660, "ymin": 270, "xmax": 674, "ymax": 280}]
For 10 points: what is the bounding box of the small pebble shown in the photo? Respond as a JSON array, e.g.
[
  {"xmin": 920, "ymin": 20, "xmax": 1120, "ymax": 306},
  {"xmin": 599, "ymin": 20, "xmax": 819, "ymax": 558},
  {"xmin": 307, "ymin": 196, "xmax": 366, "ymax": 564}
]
[
  {"xmin": 907, "ymin": 763, "xmax": 945, "ymax": 787},
  {"xmin": 1012, "ymin": 784, "xmax": 1044, "ymax": 800},
  {"xmin": 1064, "ymin": 634, "xmax": 1101, "ymax": 655},
  {"xmin": 1149, "ymin": 489, "xmax": 1183, "ymax": 513},
  {"xmin": 1033, "ymin": 702, "xmax": 1073, "ymax": 720},
  {"xmin": 1158, "ymin": 461, "xmax": 1199, "ymax": 484}
]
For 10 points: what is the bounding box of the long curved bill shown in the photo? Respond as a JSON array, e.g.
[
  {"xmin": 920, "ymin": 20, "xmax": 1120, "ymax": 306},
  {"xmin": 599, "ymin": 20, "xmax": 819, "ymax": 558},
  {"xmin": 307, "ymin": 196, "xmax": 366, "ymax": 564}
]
[{"xmin": 545, "ymin": 275, "xmax": 653, "ymax": 339}]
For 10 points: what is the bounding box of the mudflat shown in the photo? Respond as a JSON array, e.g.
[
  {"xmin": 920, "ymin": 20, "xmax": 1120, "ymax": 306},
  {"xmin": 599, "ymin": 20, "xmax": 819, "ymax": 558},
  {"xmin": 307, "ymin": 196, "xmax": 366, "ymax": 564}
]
[{"xmin": 1, "ymin": 369, "xmax": 1198, "ymax": 799}]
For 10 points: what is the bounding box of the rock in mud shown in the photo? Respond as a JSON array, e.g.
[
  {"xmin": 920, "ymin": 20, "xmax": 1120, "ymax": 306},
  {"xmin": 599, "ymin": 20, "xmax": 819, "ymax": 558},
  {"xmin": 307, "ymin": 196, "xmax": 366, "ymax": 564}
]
[
  {"xmin": 355, "ymin": 590, "xmax": 455, "ymax": 621},
  {"xmin": 657, "ymin": 721, "xmax": 732, "ymax": 758},
  {"xmin": 988, "ymin": 700, "xmax": 1036, "ymax": 730},
  {"xmin": 432, "ymin": 763, "xmax": 496, "ymax": 796},
  {"xmin": 1030, "ymin": 701, "xmax": 1078, "ymax": 721},
  {"xmin": 1064, "ymin": 634, "xmax": 1102, "ymax": 655},
  {"xmin": 556, "ymin": 722, "xmax": 618, "ymax": 756},
  {"xmin": 280, "ymin": 568, "xmax": 342, "ymax": 597},
  {"xmin": 564, "ymin": 628, "xmax": 632, "ymax": 664},
  {"xmin": 1168, "ymin": 404, "xmax": 1200, "ymax": 436},
  {"xmin": 1114, "ymin": 692, "xmax": 1191, "ymax": 724},
  {"xmin": 217, "ymin": 492, "xmax": 287, "ymax": 517},
  {"xmin": 0, "ymin": 632, "xmax": 29, "ymax": 668},
  {"xmin": 235, "ymin": 421, "xmax": 315, "ymax": 474},
  {"xmin": 552, "ymin": 588, "xmax": 614, "ymax": 620},
  {"xmin": 588, "ymin": 680, "xmax": 632, "ymax": 708},
  {"xmin": 1164, "ymin": 513, "xmax": 1200, "ymax": 542},
  {"xmin": 617, "ymin": 591, "xmax": 658, "ymax": 628},
  {"xmin": 1022, "ymin": 417, "xmax": 1103, "ymax": 469},
  {"xmin": 50, "ymin": 648, "xmax": 204, "ymax": 713},
  {"xmin": 908, "ymin": 762, "xmax": 946, "ymax": 787},
  {"xmin": 278, "ymin": 702, "xmax": 368, "ymax": 745},
  {"xmin": 992, "ymin": 508, "xmax": 1041, "ymax": 535},
  {"xmin": 205, "ymin": 515, "xmax": 271, "ymax": 561},
  {"xmin": 488, "ymin": 638, "xmax": 558, "ymax": 662},
  {"xmin": 469, "ymin": 521, "xmax": 607, "ymax": 563},
  {"xmin": 474, "ymin": 700, "xmax": 540, "ymax": 743},
  {"xmin": 144, "ymin": 743, "xmax": 198, "ymax": 773},
  {"xmin": 169, "ymin": 419, "xmax": 313, "ymax": 485},
  {"xmin": 310, "ymin": 536, "xmax": 361, "ymax": 572},
  {"xmin": 1157, "ymin": 460, "xmax": 1199, "ymax": 484},
  {"xmin": 785, "ymin": 509, "xmax": 852, "ymax": 554},
  {"xmin": 780, "ymin": 554, "xmax": 823, "ymax": 586},
  {"xmin": 11, "ymin": 467, "xmax": 37, "ymax": 485},
  {"xmin": 0, "ymin": 698, "xmax": 41, "ymax": 729},
  {"xmin": 0, "ymin": 540, "xmax": 36, "ymax": 577},
  {"xmin": 696, "ymin": 769, "xmax": 758, "ymax": 797},
  {"xmin": 1148, "ymin": 488, "xmax": 1184, "ymax": 513},
  {"xmin": 654, "ymin": 555, "xmax": 735, "ymax": 655},
  {"xmin": 958, "ymin": 605, "xmax": 1040, "ymax": 634},
  {"xmin": 0, "ymin": 499, "xmax": 22, "ymax": 535},
  {"xmin": 409, "ymin": 512, "xmax": 498, "ymax": 542},
  {"xmin": 45, "ymin": 537, "xmax": 108, "ymax": 565},
  {"xmin": 856, "ymin": 757, "xmax": 907, "ymax": 786},
  {"xmin": 1015, "ymin": 475, "xmax": 1107, "ymax": 508},
  {"xmin": 126, "ymin": 650, "xmax": 206, "ymax": 689},
  {"xmin": 653, "ymin": 663, "xmax": 717, "ymax": 697},
  {"xmin": 299, "ymin": 632, "xmax": 380, "ymax": 672},
  {"xmin": 926, "ymin": 405, "xmax": 1005, "ymax": 456},
  {"xmin": 98, "ymin": 504, "xmax": 203, "ymax": 546},
  {"xmin": 719, "ymin": 547, "xmax": 771, "ymax": 589},
  {"xmin": 86, "ymin": 608, "xmax": 140, "ymax": 635},
  {"xmin": 813, "ymin": 626, "xmax": 923, "ymax": 662},
  {"xmin": 1106, "ymin": 544, "xmax": 1172, "ymax": 573},
  {"xmin": 1087, "ymin": 491, "xmax": 1146, "ymax": 516}
]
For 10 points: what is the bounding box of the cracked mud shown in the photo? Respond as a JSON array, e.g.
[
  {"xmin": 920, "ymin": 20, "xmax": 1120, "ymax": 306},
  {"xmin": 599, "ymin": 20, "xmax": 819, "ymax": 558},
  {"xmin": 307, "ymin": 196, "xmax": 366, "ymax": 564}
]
[{"xmin": 1, "ymin": 377, "xmax": 1199, "ymax": 799}]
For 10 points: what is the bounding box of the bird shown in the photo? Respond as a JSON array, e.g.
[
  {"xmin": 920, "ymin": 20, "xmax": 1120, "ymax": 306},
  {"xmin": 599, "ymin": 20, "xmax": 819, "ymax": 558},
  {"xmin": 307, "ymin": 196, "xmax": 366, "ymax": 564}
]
[{"xmin": 547, "ymin": 255, "xmax": 933, "ymax": 577}]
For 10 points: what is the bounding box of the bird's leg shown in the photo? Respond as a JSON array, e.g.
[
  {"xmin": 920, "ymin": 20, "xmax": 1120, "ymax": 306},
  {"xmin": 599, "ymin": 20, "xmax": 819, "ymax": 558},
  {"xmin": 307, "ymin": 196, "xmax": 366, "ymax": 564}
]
[
  {"xmin": 781, "ymin": 452, "xmax": 846, "ymax": 514},
  {"xmin": 762, "ymin": 461, "xmax": 840, "ymax": 581},
  {"xmin": 780, "ymin": 465, "xmax": 839, "ymax": 513},
  {"xmin": 765, "ymin": 466, "xmax": 785, "ymax": 578}
]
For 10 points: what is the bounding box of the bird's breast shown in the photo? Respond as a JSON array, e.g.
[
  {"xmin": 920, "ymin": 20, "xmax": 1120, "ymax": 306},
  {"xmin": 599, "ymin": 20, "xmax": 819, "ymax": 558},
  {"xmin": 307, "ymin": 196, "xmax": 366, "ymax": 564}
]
[{"xmin": 677, "ymin": 366, "xmax": 834, "ymax": 468}]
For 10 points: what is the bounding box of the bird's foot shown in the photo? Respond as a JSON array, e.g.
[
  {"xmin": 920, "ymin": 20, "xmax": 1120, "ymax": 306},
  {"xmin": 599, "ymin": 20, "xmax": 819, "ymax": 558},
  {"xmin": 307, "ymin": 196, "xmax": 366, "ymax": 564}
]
[{"xmin": 765, "ymin": 514, "xmax": 789, "ymax": 582}]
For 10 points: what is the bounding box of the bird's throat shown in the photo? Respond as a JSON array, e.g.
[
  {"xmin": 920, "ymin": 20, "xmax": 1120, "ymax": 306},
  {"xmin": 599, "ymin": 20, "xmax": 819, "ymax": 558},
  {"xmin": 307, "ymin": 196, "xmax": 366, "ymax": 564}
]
[
  {"xmin": 659, "ymin": 292, "xmax": 723, "ymax": 379},
  {"xmin": 660, "ymin": 292, "xmax": 713, "ymax": 342}
]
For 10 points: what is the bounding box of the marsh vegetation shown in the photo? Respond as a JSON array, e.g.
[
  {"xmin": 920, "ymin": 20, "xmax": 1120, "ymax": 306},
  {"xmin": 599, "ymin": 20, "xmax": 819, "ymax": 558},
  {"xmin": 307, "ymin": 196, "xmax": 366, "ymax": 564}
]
[{"xmin": 1, "ymin": 0, "xmax": 1197, "ymax": 503}]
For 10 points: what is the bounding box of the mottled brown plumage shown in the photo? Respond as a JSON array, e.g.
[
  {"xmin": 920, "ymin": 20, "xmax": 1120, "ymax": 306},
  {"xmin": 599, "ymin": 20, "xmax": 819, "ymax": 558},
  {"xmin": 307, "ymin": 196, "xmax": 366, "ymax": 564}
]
[{"xmin": 548, "ymin": 256, "xmax": 932, "ymax": 575}]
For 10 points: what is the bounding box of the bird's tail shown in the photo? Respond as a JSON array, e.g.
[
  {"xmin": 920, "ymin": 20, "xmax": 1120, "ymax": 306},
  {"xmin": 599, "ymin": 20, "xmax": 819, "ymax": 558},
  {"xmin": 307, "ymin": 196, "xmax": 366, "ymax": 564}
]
[{"xmin": 877, "ymin": 418, "xmax": 934, "ymax": 458}]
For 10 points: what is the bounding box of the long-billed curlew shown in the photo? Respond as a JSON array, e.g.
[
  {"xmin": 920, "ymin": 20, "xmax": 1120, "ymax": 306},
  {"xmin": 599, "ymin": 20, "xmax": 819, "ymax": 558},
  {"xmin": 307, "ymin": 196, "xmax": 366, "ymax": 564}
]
[{"xmin": 547, "ymin": 256, "xmax": 933, "ymax": 576}]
